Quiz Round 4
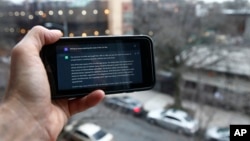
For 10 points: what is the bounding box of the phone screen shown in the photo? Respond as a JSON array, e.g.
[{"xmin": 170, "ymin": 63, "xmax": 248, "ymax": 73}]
[
  {"xmin": 56, "ymin": 42, "xmax": 142, "ymax": 91},
  {"xmin": 41, "ymin": 36, "xmax": 155, "ymax": 98}
]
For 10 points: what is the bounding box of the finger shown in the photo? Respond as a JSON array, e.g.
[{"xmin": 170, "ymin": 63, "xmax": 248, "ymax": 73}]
[
  {"xmin": 7, "ymin": 26, "xmax": 62, "ymax": 98},
  {"xmin": 13, "ymin": 26, "xmax": 62, "ymax": 56},
  {"xmin": 68, "ymin": 90, "xmax": 105, "ymax": 116},
  {"xmin": 10, "ymin": 26, "xmax": 63, "ymax": 72}
]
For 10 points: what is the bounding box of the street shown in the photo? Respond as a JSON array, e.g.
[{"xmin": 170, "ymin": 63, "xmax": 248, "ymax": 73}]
[
  {"xmin": 60, "ymin": 90, "xmax": 250, "ymax": 141},
  {"xmin": 65, "ymin": 102, "xmax": 199, "ymax": 141}
]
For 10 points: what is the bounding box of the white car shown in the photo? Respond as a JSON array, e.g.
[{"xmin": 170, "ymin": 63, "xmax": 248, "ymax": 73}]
[
  {"xmin": 205, "ymin": 126, "xmax": 229, "ymax": 141},
  {"xmin": 0, "ymin": 56, "xmax": 10, "ymax": 64},
  {"xmin": 64, "ymin": 122, "xmax": 114, "ymax": 141},
  {"xmin": 146, "ymin": 108, "xmax": 199, "ymax": 135}
]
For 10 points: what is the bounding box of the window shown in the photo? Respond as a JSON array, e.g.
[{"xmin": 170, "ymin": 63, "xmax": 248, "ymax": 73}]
[
  {"xmin": 1, "ymin": 1, "xmax": 250, "ymax": 141},
  {"xmin": 93, "ymin": 129, "xmax": 107, "ymax": 140},
  {"xmin": 165, "ymin": 116, "xmax": 181, "ymax": 122},
  {"xmin": 75, "ymin": 130, "xmax": 90, "ymax": 139},
  {"xmin": 184, "ymin": 81, "xmax": 197, "ymax": 89},
  {"xmin": 203, "ymin": 84, "xmax": 217, "ymax": 93},
  {"xmin": 185, "ymin": 115, "xmax": 194, "ymax": 122}
]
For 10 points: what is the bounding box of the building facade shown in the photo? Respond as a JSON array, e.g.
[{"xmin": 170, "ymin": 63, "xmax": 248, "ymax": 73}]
[{"xmin": 180, "ymin": 46, "xmax": 250, "ymax": 113}]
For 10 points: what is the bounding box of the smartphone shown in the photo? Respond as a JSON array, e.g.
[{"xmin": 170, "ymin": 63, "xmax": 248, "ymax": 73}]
[{"xmin": 40, "ymin": 36, "xmax": 155, "ymax": 99}]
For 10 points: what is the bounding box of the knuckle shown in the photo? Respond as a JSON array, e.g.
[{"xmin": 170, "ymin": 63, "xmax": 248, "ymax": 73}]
[{"xmin": 31, "ymin": 25, "xmax": 47, "ymax": 32}]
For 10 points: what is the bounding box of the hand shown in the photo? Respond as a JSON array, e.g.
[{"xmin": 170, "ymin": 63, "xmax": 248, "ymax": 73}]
[{"xmin": 0, "ymin": 26, "xmax": 105, "ymax": 141}]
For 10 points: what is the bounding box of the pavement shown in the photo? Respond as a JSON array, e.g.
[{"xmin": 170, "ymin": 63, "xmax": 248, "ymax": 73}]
[{"xmin": 108, "ymin": 90, "xmax": 250, "ymax": 129}]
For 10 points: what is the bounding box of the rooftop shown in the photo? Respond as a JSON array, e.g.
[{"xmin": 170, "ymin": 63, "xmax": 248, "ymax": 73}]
[{"xmin": 183, "ymin": 45, "xmax": 250, "ymax": 76}]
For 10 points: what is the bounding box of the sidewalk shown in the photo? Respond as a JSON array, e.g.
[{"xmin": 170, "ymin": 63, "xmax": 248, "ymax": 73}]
[{"xmin": 113, "ymin": 90, "xmax": 250, "ymax": 129}]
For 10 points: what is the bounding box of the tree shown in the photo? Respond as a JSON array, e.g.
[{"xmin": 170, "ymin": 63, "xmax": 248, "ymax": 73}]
[
  {"xmin": 200, "ymin": 3, "xmax": 242, "ymax": 37},
  {"xmin": 134, "ymin": 0, "xmax": 200, "ymax": 109},
  {"xmin": 134, "ymin": 0, "xmax": 250, "ymax": 112}
]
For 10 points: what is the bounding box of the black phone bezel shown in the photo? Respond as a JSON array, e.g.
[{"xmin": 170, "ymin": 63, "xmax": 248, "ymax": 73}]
[{"xmin": 40, "ymin": 36, "xmax": 155, "ymax": 98}]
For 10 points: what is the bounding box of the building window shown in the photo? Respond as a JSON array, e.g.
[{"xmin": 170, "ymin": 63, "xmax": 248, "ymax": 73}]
[
  {"xmin": 184, "ymin": 81, "xmax": 197, "ymax": 89},
  {"xmin": 203, "ymin": 84, "xmax": 217, "ymax": 93}
]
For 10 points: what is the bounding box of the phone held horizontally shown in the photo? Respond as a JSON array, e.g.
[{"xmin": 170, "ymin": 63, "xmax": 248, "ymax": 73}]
[{"xmin": 40, "ymin": 35, "xmax": 155, "ymax": 99}]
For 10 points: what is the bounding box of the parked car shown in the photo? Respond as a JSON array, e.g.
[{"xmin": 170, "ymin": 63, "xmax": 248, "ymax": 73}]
[
  {"xmin": 146, "ymin": 108, "xmax": 199, "ymax": 135},
  {"xmin": 63, "ymin": 122, "xmax": 114, "ymax": 141},
  {"xmin": 104, "ymin": 96, "xmax": 145, "ymax": 116},
  {"xmin": 0, "ymin": 56, "xmax": 10, "ymax": 64},
  {"xmin": 205, "ymin": 126, "xmax": 229, "ymax": 141}
]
